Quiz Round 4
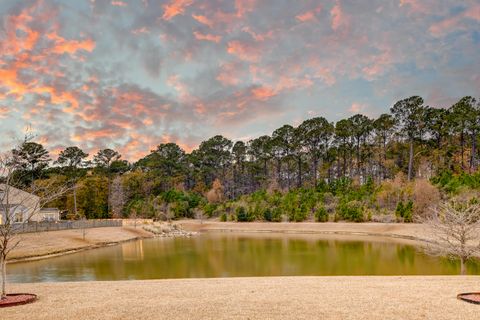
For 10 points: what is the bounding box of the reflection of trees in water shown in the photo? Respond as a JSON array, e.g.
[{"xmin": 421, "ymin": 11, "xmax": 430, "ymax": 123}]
[{"xmin": 8, "ymin": 234, "xmax": 480, "ymax": 283}]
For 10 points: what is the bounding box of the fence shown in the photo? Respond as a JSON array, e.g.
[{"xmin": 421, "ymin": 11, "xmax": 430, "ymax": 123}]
[{"xmin": 15, "ymin": 219, "xmax": 123, "ymax": 234}]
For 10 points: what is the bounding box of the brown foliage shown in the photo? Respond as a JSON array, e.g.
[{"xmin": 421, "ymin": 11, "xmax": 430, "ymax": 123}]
[
  {"xmin": 206, "ymin": 179, "xmax": 224, "ymax": 203},
  {"xmin": 413, "ymin": 179, "xmax": 440, "ymax": 218}
]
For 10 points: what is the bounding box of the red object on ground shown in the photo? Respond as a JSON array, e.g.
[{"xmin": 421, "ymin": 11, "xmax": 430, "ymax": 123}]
[
  {"xmin": 0, "ymin": 293, "xmax": 37, "ymax": 308},
  {"xmin": 457, "ymin": 293, "xmax": 480, "ymax": 305}
]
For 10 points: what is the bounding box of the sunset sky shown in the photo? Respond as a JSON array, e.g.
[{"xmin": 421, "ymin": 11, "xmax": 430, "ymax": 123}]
[{"xmin": 0, "ymin": 0, "xmax": 479, "ymax": 160}]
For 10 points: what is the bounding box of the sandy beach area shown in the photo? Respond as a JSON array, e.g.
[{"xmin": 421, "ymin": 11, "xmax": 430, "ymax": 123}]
[
  {"xmin": 8, "ymin": 226, "xmax": 152, "ymax": 262},
  {"xmin": 2, "ymin": 276, "xmax": 479, "ymax": 320}
]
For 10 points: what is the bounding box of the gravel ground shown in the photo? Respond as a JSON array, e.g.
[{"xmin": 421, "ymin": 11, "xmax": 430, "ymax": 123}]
[{"xmin": 2, "ymin": 276, "xmax": 479, "ymax": 320}]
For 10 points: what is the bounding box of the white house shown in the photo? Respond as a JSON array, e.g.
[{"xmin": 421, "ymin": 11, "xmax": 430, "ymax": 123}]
[{"xmin": 0, "ymin": 184, "xmax": 59, "ymax": 224}]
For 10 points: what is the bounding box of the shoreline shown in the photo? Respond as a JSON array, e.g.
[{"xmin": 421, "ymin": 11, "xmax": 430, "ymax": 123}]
[
  {"xmin": 8, "ymin": 221, "xmax": 432, "ymax": 263},
  {"xmin": 8, "ymin": 226, "xmax": 153, "ymax": 264},
  {"xmin": 3, "ymin": 276, "xmax": 480, "ymax": 319}
]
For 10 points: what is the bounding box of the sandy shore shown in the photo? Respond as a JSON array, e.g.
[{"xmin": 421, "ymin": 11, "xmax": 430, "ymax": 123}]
[
  {"xmin": 180, "ymin": 221, "xmax": 430, "ymax": 241},
  {"xmin": 8, "ymin": 226, "xmax": 152, "ymax": 262},
  {"xmin": 2, "ymin": 276, "xmax": 479, "ymax": 319}
]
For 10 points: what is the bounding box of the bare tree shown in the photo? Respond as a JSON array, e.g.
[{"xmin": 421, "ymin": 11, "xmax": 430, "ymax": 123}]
[
  {"xmin": 421, "ymin": 202, "xmax": 480, "ymax": 275},
  {"xmin": 0, "ymin": 141, "xmax": 70, "ymax": 299}
]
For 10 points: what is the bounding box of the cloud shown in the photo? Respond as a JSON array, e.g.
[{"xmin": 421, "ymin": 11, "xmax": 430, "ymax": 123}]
[
  {"xmin": 162, "ymin": 0, "xmax": 194, "ymax": 20},
  {"xmin": 192, "ymin": 14, "xmax": 214, "ymax": 28},
  {"xmin": 111, "ymin": 1, "xmax": 127, "ymax": 7},
  {"xmin": 193, "ymin": 31, "xmax": 221, "ymax": 43},
  {"xmin": 227, "ymin": 40, "xmax": 262, "ymax": 62},
  {"xmin": 296, "ymin": 5, "xmax": 322, "ymax": 22},
  {"xmin": 330, "ymin": 2, "xmax": 349, "ymax": 31}
]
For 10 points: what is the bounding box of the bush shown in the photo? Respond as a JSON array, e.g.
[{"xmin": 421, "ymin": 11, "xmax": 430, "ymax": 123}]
[
  {"xmin": 220, "ymin": 213, "xmax": 227, "ymax": 222},
  {"xmin": 203, "ymin": 203, "xmax": 217, "ymax": 217},
  {"xmin": 236, "ymin": 206, "xmax": 249, "ymax": 222},
  {"xmin": 396, "ymin": 200, "xmax": 413, "ymax": 222},
  {"xmin": 263, "ymin": 208, "xmax": 273, "ymax": 221},
  {"xmin": 336, "ymin": 200, "xmax": 364, "ymax": 222},
  {"xmin": 315, "ymin": 206, "xmax": 328, "ymax": 222},
  {"xmin": 289, "ymin": 207, "xmax": 308, "ymax": 222},
  {"xmin": 413, "ymin": 179, "xmax": 440, "ymax": 218}
]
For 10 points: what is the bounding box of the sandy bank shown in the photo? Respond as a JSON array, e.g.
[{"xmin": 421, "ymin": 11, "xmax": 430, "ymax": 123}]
[
  {"xmin": 179, "ymin": 221, "xmax": 430, "ymax": 242},
  {"xmin": 2, "ymin": 276, "xmax": 479, "ymax": 320},
  {"xmin": 8, "ymin": 226, "xmax": 152, "ymax": 262}
]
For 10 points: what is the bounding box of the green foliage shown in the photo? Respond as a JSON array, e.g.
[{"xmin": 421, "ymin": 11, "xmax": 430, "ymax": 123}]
[
  {"xmin": 395, "ymin": 200, "xmax": 413, "ymax": 222},
  {"xmin": 220, "ymin": 213, "xmax": 227, "ymax": 222},
  {"xmin": 236, "ymin": 206, "xmax": 250, "ymax": 222},
  {"xmin": 315, "ymin": 206, "xmax": 328, "ymax": 222},
  {"xmin": 432, "ymin": 171, "xmax": 480, "ymax": 193},
  {"xmin": 203, "ymin": 203, "xmax": 218, "ymax": 217},
  {"xmin": 336, "ymin": 200, "xmax": 364, "ymax": 222}
]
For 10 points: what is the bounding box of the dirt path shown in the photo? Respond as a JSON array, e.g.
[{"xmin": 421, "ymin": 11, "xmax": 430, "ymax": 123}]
[
  {"xmin": 2, "ymin": 276, "xmax": 479, "ymax": 320},
  {"xmin": 8, "ymin": 226, "xmax": 152, "ymax": 262}
]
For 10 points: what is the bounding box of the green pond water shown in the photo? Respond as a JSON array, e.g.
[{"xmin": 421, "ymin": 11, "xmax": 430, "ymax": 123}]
[{"xmin": 7, "ymin": 232, "xmax": 480, "ymax": 283}]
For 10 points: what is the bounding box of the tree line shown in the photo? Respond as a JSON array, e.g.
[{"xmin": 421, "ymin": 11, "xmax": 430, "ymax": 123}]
[{"xmin": 6, "ymin": 95, "xmax": 480, "ymax": 221}]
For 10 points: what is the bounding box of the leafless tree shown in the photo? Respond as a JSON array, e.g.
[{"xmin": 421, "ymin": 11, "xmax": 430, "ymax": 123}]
[
  {"xmin": 0, "ymin": 141, "xmax": 70, "ymax": 299},
  {"xmin": 109, "ymin": 175, "xmax": 125, "ymax": 218},
  {"xmin": 194, "ymin": 208, "xmax": 205, "ymax": 224},
  {"xmin": 421, "ymin": 201, "xmax": 480, "ymax": 275}
]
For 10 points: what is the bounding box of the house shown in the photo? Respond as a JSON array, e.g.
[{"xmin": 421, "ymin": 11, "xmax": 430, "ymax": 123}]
[{"xmin": 0, "ymin": 184, "xmax": 59, "ymax": 224}]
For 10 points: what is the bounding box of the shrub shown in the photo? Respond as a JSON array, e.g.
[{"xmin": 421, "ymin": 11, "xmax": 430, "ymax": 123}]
[
  {"xmin": 236, "ymin": 206, "xmax": 249, "ymax": 222},
  {"xmin": 263, "ymin": 208, "xmax": 273, "ymax": 221},
  {"xmin": 203, "ymin": 203, "xmax": 217, "ymax": 217},
  {"xmin": 413, "ymin": 179, "xmax": 440, "ymax": 218},
  {"xmin": 315, "ymin": 206, "xmax": 328, "ymax": 222},
  {"xmin": 289, "ymin": 207, "xmax": 308, "ymax": 222},
  {"xmin": 396, "ymin": 200, "xmax": 413, "ymax": 222},
  {"xmin": 336, "ymin": 200, "xmax": 364, "ymax": 222},
  {"xmin": 220, "ymin": 213, "xmax": 227, "ymax": 222}
]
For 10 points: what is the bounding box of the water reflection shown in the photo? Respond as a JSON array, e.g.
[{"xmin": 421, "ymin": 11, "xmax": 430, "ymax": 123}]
[{"xmin": 7, "ymin": 233, "xmax": 480, "ymax": 283}]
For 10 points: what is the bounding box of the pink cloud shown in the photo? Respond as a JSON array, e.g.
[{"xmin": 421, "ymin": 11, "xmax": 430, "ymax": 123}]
[
  {"xmin": 349, "ymin": 102, "xmax": 367, "ymax": 113},
  {"xmin": 216, "ymin": 62, "xmax": 245, "ymax": 86},
  {"xmin": 0, "ymin": 107, "xmax": 9, "ymax": 119},
  {"xmin": 296, "ymin": 5, "xmax": 322, "ymax": 22},
  {"xmin": 235, "ymin": 0, "xmax": 256, "ymax": 18},
  {"xmin": 162, "ymin": 0, "xmax": 194, "ymax": 20},
  {"xmin": 251, "ymin": 86, "xmax": 276, "ymax": 101},
  {"xmin": 227, "ymin": 40, "xmax": 262, "ymax": 62},
  {"xmin": 192, "ymin": 14, "xmax": 213, "ymax": 28},
  {"xmin": 330, "ymin": 2, "xmax": 349, "ymax": 31},
  {"xmin": 193, "ymin": 31, "xmax": 221, "ymax": 43},
  {"xmin": 111, "ymin": 1, "xmax": 127, "ymax": 7},
  {"xmin": 429, "ymin": 4, "xmax": 480, "ymax": 37}
]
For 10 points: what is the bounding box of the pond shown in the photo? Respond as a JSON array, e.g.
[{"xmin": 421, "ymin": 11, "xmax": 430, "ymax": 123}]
[{"xmin": 7, "ymin": 232, "xmax": 480, "ymax": 283}]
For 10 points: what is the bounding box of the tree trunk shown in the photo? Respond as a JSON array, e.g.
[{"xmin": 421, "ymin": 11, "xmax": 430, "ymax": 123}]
[
  {"xmin": 461, "ymin": 131, "xmax": 465, "ymax": 169},
  {"xmin": 408, "ymin": 139, "xmax": 414, "ymax": 181},
  {"xmin": 1, "ymin": 255, "xmax": 6, "ymax": 299},
  {"xmin": 73, "ymin": 186, "xmax": 78, "ymax": 217},
  {"xmin": 460, "ymin": 257, "xmax": 467, "ymax": 275},
  {"xmin": 297, "ymin": 156, "xmax": 302, "ymax": 188},
  {"xmin": 312, "ymin": 156, "xmax": 318, "ymax": 188},
  {"xmin": 470, "ymin": 133, "xmax": 477, "ymax": 171}
]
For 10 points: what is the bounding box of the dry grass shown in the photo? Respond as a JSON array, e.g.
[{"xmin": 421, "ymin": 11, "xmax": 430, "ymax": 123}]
[
  {"xmin": 8, "ymin": 227, "xmax": 152, "ymax": 261},
  {"xmin": 2, "ymin": 276, "xmax": 479, "ymax": 320}
]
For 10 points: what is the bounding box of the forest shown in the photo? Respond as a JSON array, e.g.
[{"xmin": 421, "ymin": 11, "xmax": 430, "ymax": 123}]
[{"xmin": 6, "ymin": 95, "xmax": 480, "ymax": 223}]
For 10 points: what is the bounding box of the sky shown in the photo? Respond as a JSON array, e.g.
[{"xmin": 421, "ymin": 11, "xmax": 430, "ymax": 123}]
[{"xmin": 0, "ymin": 0, "xmax": 479, "ymax": 161}]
